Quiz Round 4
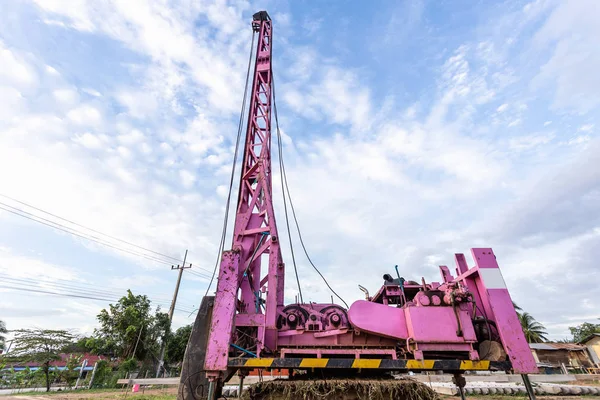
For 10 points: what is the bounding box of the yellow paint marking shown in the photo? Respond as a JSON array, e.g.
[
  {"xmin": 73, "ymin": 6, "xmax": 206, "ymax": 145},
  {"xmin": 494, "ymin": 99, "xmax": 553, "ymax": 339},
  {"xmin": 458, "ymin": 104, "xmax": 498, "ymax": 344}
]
[
  {"xmin": 244, "ymin": 358, "xmax": 274, "ymax": 367},
  {"xmin": 406, "ymin": 360, "xmax": 435, "ymax": 369},
  {"xmin": 352, "ymin": 359, "xmax": 381, "ymax": 369},
  {"xmin": 460, "ymin": 360, "xmax": 490, "ymax": 370},
  {"xmin": 299, "ymin": 358, "xmax": 329, "ymax": 368}
]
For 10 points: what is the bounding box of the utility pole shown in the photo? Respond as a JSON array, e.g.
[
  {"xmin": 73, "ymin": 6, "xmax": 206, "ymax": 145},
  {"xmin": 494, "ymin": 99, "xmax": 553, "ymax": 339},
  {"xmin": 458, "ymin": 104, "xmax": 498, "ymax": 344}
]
[{"xmin": 156, "ymin": 249, "xmax": 190, "ymax": 377}]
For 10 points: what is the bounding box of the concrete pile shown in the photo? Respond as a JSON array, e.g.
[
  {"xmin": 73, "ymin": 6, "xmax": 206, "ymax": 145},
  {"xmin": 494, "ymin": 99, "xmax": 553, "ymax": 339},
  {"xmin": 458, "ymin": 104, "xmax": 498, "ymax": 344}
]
[{"xmin": 428, "ymin": 381, "xmax": 600, "ymax": 396}]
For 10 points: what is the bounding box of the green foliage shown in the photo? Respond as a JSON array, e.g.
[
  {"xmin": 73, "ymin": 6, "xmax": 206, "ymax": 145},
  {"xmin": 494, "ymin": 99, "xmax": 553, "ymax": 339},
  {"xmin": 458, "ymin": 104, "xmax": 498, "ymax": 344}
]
[
  {"xmin": 0, "ymin": 319, "xmax": 6, "ymax": 352},
  {"xmin": 166, "ymin": 324, "xmax": 192, "ymax": 364},
  {"xmin": 512, "ymin": 302, "xmax": 548, "ymax": 343},
  {"xmin": 92, "ymin": 290, "xmax": 170, "ymax": 362},
  {"xmin": 5, "ymin": 329, "xmax": 75, "ymax": 391},
  {"xmin": 58, "ymin": 353, "xmax": 82, "ymax": 388},
  {"xmin": 518, "ymin": 312, "xmax": 549, "ymax": 343},
  {"xmin": 89, "ymin": 359, "xmax": 117, "ymax": 388},
  {"xmin": 118, "ymin": 357, "xmax": 139, "ymax": 374},
  {"xmin": 569, "ymin": 319, "xmax": 600, "ymax": 343},
  {"xmin": 61, "ymin": 336, "xmax": 95, "ymax": 354}
]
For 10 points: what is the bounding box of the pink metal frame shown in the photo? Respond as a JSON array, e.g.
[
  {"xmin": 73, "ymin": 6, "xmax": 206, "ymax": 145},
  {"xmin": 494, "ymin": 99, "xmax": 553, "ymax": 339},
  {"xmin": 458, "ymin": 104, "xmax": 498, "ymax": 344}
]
[
  {"xmin": 204, "ymin": 11, "xmax": 282, "ymax": 377},
  {"xmin": 202, "ymin": 10, "xmax": 538, "ymax": 381}
]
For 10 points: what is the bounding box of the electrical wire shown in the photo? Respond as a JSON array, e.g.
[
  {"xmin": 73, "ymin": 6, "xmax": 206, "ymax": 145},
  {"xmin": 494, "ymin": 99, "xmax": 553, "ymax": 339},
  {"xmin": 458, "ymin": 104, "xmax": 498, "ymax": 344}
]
[
  {"xmin": 203, "ymin": 29, "xmax": 256, "ymax": 298},
  {"xmin": 0, "ymin": 203, "xmax": 178, "ymax": 267},
  {"xmin": 0, "ymin": 198, "xmax": 218, "ymax": 275},
  {"xmin": 0, "ymin": 274, "xmax": 196, "ymax": 312},
  {"xmin": 0, "ymin": 193, "xmax": 188, "ymax": 265},
  {"xmin": 0, "ymin": 272, "xmax": 192, "ymax": 304},
  {"xmin": 271, "ymin": 75, "xmax": 349, "ymax": 309},
  {"xmin": 0, "ymin": 274, "xmax": 180, "ymax": 305},
  {"xmin": 0, "ymin": 285, "xmax": 194, "ymax": 314},
  {"xmin": 186, "ymin": 269, "xmax": 213, "ymax": 279}
]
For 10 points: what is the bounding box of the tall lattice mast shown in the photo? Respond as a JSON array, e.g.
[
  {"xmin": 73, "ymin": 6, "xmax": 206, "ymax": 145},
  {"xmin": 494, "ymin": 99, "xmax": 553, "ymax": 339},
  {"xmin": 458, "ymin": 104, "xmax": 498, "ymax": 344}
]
[
  {"xmin": 204, "ymin": 10, "xmax": 283, "ymax": 377},
  {"xmin": 233, "ymin": 10, "xmax": 284, "ymax": 319}
]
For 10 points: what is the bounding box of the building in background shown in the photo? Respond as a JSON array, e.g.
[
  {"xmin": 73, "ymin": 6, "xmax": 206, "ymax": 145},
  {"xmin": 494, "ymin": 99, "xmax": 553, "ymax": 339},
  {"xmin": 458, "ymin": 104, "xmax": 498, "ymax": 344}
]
[
  {"xmin": 529, "ymin": 343, "xmax": 594, "ymax": 374},
  {"xmin": 579, "ymin": 333, "xmax": 600, "ymax": 369}
]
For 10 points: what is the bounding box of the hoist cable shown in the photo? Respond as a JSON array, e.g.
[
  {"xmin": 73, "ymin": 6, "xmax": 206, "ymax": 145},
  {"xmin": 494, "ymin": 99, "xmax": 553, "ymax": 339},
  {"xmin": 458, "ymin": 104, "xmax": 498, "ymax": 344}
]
[
  {"xmin": 203, "ymin": 30, "xmax": 256, "ymax": 298},
  {"xmin": 271, "ymin": 77, "xmax": 350, "ymax": 309},
  {"xmin": 270, "ymin": 40, "xmax": 304, "ymax": 305}
]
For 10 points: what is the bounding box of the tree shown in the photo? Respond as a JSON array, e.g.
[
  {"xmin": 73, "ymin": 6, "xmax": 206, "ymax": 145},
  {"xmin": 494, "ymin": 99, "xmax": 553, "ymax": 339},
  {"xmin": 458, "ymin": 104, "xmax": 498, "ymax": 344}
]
[
  {"xmin": 92, "ymin": 290, "xmax": 170, "ymax": 363},
  {"xmin": 61, "ymin": 336, "xmax": 95, "ymax": 354},
  {"xmin": 0, "ymin": 319, "xmax": 6, "ymax": 352},
  {"xmin": 6, "ymin": 329, "xmax": 75, "ymax": 392},
  {"xmin": 512, "ymin": 302, "xmax": 548, "ymax": 343},
  {"xmin": 166, "ymin": 324, "xmax": 192, "ymax": 365},
  {"xmin": 518, "ymin": 312, "xmax": 549, "ymax": 343},
  {"xmin": 569, "ymin": 319, "xmax": 600, "ymax": 343}
]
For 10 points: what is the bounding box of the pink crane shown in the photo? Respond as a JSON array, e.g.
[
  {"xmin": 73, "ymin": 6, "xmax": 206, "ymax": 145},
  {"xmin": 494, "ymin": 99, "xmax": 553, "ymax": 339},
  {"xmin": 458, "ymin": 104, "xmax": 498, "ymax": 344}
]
[{"xmin": 178, "ymin": 10, "xmax": 539, "ymax": 400}]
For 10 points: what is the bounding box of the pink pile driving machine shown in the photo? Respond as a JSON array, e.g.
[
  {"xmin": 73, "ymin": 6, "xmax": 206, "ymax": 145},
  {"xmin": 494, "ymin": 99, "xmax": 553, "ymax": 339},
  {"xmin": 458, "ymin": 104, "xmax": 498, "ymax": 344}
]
[{"xmin": 178, "ymin": 10, "xmax": 538, "ymax": 400}]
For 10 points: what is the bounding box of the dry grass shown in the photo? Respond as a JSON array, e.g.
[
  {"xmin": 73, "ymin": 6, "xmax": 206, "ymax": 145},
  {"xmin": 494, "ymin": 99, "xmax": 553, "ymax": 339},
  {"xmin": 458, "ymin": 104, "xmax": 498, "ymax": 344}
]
[
  {"xmin": 5, "ymin": 387, "xmax": 177, "ymax": 400},
  {"xmin": 241, "ymin": 378, "xmax": 439, "ymax": 400}
]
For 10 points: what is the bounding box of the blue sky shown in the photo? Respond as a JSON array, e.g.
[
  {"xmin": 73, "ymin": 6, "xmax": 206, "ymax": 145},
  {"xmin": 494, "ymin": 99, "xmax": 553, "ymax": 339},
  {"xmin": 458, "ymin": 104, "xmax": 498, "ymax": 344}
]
[{"xmin": 0, "ymin": 0, "xmax": 598, "ymax": 341}]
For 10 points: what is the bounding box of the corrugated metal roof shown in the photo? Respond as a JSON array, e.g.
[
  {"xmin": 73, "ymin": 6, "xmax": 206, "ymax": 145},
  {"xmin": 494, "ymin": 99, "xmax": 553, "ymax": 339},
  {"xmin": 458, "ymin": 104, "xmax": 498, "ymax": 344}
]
[
  {"xmin": 529, "ymin": 342, "xmax": 587, "ymax": 351},
  {"xmin": 529, "ymin": 343, "xmax": 555, "ymax": 350},
  {"xmin": 548, "ymin": 342, "xmax": 586, "ymax": 350}
]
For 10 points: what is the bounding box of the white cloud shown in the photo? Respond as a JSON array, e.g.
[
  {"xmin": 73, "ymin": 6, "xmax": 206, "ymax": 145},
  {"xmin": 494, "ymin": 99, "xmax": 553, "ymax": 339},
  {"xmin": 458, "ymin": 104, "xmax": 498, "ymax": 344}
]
[
  {"xmin": 579, "ymin": 124, "xmax": 594, "ymax": 132},
  {"xmin": 179, "ymin": 170, "xmax": 196, "ymax": 189},
  {"xmin": 531, "ymin": 0, "xmax": 600, "ymax": 113},
  {"xmin": 0, "ymin": 41, "xmax": 37, "ymax": 87},
  {"xmin": 117, "ymin": 90, "xmax": 158, "ymax": 118},
  {"xmin": 0, "ymin": 247, "xmax": 79, "ymax": 281},
  {"xmin": 45, "ymin": 65, "xmax": 59, "ymax": 75},
  {"xmin": 509, "ymin": 133, "xmax": 553, "ymax": 151},
  {"xmin": 496, "ymin": 103, "xmax": 508, "ymax": 112},
  {"xmin": 72, "ymin": 132, "xmax": 108, "ymax": 149},
  {"xmin": 82, "ymin": 88, "xmax": 101, "ymax": 97},
  {"xmin": 67, "ymin": 104, "xmax": 102, "ymax": 126},
  {"xmin": 283, "ymin": 65, "xmax": 372, "ymax": 130},
  {"xmin": 53, "ymin": 88, "xmax": 79, "ymax": 104},
  {"xmin": 117, "ymin": 129, "xmax": 145, "ymax": 146}
]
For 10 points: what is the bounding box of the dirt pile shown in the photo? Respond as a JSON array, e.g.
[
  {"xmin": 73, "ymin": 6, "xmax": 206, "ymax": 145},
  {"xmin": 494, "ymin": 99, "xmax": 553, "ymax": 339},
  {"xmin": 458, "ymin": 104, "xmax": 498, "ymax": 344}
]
[{"xmin": 241, "ymin": 378, "xmax": 440, "ymax": 400}]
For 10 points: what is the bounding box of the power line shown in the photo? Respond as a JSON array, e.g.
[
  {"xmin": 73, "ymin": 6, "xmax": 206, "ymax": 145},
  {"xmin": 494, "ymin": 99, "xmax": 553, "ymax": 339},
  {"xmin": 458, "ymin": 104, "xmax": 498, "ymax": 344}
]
[
  {"xmin": 0, "ymin": 272, "xmax": 191, "ymax": 303},
  {"xmin": 0, "ymin": 274, "xmax": 179, "ymax": 305},
  {"xmin": 0, "ymin": 274, "xmax": 196, "ymax": 312},
  {"xmin": 186, "ymin": 269, "xmax": 212, "ymax": 279},
  {"xmin": 0, "ymin": 193, "xmax": 187, "ymax": 265},
  {"xmin": 0, "ymin": 203, "xmax": 178, "ymax": 266},
  {"xmin": 0, "ymin": 198, "xmax": 218, "ymax": 277},
  {"xmin": 0, "ymin": 284, "xmax": 195, "ymax": 314}
]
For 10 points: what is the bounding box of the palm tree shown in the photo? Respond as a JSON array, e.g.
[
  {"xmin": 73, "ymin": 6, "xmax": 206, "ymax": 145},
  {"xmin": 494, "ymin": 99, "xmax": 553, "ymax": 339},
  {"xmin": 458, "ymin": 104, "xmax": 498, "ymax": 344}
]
[
  {"xmin": 512, "ymin": 302, "xmax": 522, "ymax": 312},
  {"xmin": 518, "ymin": 312, "xmax": 548, "ymax": 343}
]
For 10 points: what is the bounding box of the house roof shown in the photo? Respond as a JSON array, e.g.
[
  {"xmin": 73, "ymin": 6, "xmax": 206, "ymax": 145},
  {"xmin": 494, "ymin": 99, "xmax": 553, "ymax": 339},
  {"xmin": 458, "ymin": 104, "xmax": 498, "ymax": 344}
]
[
  {"xmin": 6, "ymin": 353, "xmax": 106, "ymax": 368},
  {"xmin": 578, "ymin": 333, "xmax": 600, "ymax": 345},
  {"xmin": 529, "ymin": 342, "xmax": 587, "ymax": 351},
  {"xmin": 529, "ymin": 343, "xmax": 555, "ymax": 350}
]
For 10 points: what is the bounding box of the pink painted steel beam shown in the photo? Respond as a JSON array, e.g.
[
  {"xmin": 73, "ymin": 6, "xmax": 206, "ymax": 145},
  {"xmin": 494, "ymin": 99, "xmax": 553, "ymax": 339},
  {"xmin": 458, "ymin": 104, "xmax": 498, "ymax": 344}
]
[
  {"xmin": 204, "ymin": 11, "xmax": 282, "ymax": 378},
  {"xmin": 469, "ymin": 248, "xmax": 538, "ymax": 374}
]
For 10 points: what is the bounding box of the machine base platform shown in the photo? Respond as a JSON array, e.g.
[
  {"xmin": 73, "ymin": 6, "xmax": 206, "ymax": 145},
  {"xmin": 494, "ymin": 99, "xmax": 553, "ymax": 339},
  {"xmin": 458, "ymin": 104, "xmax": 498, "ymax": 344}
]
[{"xmin": 229, "ymin": 357, "xmax": 511, "ymax": 372}]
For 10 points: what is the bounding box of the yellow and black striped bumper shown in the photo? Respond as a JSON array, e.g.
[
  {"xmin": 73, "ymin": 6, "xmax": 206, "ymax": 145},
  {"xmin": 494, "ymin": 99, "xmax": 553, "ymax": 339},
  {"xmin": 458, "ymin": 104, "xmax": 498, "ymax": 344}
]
[{"xmin": 228, "ymin": 358, "xmax": 511, "ymax": 371}]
